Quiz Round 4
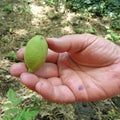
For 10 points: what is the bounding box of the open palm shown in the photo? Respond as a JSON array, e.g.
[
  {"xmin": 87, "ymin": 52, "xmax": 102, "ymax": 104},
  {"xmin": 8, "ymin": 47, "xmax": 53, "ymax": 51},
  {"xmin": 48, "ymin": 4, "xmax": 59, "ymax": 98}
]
[{"xmin": 10, "ymin": 34, "xmax": 120, "ymax": 103}]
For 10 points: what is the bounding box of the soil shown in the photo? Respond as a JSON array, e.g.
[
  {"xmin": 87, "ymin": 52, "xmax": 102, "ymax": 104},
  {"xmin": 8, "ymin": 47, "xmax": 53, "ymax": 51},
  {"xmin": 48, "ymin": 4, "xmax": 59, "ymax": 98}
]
[{"xmin": 0, "ymin": 0, "xmax": 120, "ymax": 120}]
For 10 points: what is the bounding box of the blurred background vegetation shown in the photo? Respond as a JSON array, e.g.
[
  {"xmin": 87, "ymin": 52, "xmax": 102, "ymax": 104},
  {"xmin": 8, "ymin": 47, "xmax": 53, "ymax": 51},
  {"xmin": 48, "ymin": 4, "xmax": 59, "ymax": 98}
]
[{"xmin": 45, "ymin": 0, "xmax": 120, "ymax": 30}]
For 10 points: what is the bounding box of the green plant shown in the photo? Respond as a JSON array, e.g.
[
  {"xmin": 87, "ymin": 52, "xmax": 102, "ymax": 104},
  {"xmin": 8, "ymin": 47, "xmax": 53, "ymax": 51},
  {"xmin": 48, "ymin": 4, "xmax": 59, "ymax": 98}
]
[
  {"xmin": 86, "ymin": 28, "xmax": 96, "ymax": 34},
  {"xmin": 45, "ymin": 0, "xmax": 66, "ymax": 12},
  {"xmin": 105, "ymin": 29, "xmax": 120, "ymax": 41},
  {"xmin": 107, "ymin": 108, "xmax": 118, "ymax": 119},
  {"xmin": 45, "ymin": 0, "xmax": 56, "ymax": 4},
  {"xmin": 111, "ymin": 19, "xmax": 120, "ymax": 30},
  {"xmin": 66, "ymin": 0, "xmax": 120, "ymax": 18},
  {"xmin": 5, "ymin": 51, "xmax": 20, "ymax": 62},
  {"xmin": 2, "ymin": 88, "xmax": 40, "ymax": 120},
  {"xmin": 4, "ymin": 4, "xmax": 13, "ymax": 12}
]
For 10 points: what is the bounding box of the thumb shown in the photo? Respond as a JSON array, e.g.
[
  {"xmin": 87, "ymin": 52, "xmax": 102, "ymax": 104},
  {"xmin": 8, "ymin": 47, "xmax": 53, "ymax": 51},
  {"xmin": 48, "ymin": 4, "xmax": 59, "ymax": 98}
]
[{"xmin": 47, "ymin": 34, "xmax": 97, "ymax": 53}]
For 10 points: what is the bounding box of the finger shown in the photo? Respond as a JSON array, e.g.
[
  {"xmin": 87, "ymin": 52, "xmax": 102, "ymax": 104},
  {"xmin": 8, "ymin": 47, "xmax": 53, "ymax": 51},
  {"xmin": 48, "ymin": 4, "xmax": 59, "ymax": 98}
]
[
  {"xmin": 10, "ymin": 63, "xmax": 27, "ymax": 77},
  {"xmin": 34, "ymin": 63, "xmax": 58, "ymax": 78},
  {"xmin": 10, "ymin": 62, "xmax": 58, "ymax": 78},
  {"xmin": 21, "ymin": 73, "xmax": 62, "ymax": 90},
  {"xmin": 47, "ymin": 77, "xmax": 62, "ymax": 86},
  {"xmin": 47, "ymin": 34, "xmax": 98, "ymax": 53},
  {"xmin": 17, "ymin": 47, "xmax": 25, "ymax": 60},
  {"xmin": 35, "ymin": 79, "xmax": 75, "ymax": 103},
  {"xmin": 20, "ymin": 72, "xmax": 39, "ymax": 91},
  {"xmin": 46, "ymin": 49, "xmax": 59, "ymax": 63}
]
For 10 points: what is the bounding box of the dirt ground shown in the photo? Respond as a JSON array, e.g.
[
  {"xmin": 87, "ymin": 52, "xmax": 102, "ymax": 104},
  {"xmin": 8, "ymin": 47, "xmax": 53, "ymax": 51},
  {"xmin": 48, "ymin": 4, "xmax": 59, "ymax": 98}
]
[{"xmin": 0, "ymin": 0, "xmax": 120, "ymax": 120}]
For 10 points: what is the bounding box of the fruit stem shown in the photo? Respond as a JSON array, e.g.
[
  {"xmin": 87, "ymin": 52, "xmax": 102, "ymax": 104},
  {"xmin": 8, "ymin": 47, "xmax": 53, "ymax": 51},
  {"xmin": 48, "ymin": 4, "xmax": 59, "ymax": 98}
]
[{"xmin": 28, "ymin": 68, "xmax": 33, "ymax": 73}]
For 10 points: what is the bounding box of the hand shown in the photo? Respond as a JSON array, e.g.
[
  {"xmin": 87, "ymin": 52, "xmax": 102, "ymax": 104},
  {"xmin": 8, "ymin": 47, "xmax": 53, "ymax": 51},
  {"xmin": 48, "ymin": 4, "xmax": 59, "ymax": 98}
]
[{"xmin": 10, "ymin": 34, "xmax": 120, "ymax": 103}]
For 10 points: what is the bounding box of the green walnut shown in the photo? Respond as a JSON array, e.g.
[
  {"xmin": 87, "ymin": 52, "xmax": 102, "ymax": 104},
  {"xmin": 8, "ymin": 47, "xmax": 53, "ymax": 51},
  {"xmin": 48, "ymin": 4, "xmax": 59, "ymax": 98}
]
[{"xmin": 24, "ymin": 35, "xmax": 48, "ymax": 73}]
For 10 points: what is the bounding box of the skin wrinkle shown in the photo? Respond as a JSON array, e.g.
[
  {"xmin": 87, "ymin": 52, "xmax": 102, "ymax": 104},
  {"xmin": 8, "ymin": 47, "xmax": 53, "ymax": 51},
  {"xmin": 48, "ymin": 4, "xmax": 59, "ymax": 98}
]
[
  {"xmin": 88, "ymin": 74, "xmax": 109, "ymax": 99},
  {"xmin": 57, "ymin": 54, "xmax": 63, "ymax": 79},
  {"xmin": 67, "ymin": 65, "xmax": 89, "ymax": 101},
  {"xmin": 56, "ymin": 55, "xmax": 71, "ymax": 102},
  {"xmin": 58, "ymin": 53, "xmax": 89, "ymax": 101},
  {"xmin": 83, "ymin": 35, "xmax": 98, "ymax": 51},
  {"xmin": 60, "ymin": 70, "xmax": 77, "ymax": 101},
  {"xmin": 52, "ymin": 86, "xmax": 58, "ymax": 102},
  {"xmin": 63, "ymin": 67, "xmax": 89, "ymax": 101},
  {"xmin": 80, "ymin": 34, "xmax": 98, "ymax": 49},
  {"xmin": 91, "ymin": 38, "xmax": 119, "ymax": 64},
  {"xmin": 107, "ymin": 66, "xmax": 120, "ymax": 92},
  {"xmin": 59, "ymin": 35, "xmax": 75, "ymax": 53},
  {"xmin": 76, "ymin": 69, "xmax": 90, "ymax": 101},
  {"xmin": 38, "ymin": 79, "xmax": 56, "ymax": 102},
  {"xmin": 46, "ymin": 49, "xmax": 59, "ymax": 64},
  {"xmin": 77, "ymin": 65, "xmax": 108, "ymax": 99},
  {"xmin": 112, "ymin": 46, "xmax": 120, "ymax": 64},
  {"xmin": 62, "ymin": 36, "xmax": 113, "ymax": 100},
  {"xmin": 66, "ymin": 38, "xmax": 73, "ymax": 53},
  {"xmin": 54, "ymin": 52, "xmax": 59, "ymax": 64},
  {"xmin": 73, "ymin": 35, "xmax": 98, "ymax": 54},
  {"xmin": 69, "ymin": 37, "xmax": 101, "ymax": 67},
  {"xmin": 98, "ymin": 43, "xmax": 116, "ymax": 62},
  {"xmin": 82, "ymin": 43, "xmax": 115, "ymax": 67},
  {"xmin": 79, "ymin": 66, "xmax": 109, "ymax": 99}
]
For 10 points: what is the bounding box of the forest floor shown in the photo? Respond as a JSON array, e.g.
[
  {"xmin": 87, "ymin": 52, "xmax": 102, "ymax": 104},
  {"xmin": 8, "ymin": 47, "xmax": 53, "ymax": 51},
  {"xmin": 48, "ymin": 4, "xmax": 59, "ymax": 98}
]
[{"xmin": 0, "ymin": 0, "xmax": 120, "ymax": 120}]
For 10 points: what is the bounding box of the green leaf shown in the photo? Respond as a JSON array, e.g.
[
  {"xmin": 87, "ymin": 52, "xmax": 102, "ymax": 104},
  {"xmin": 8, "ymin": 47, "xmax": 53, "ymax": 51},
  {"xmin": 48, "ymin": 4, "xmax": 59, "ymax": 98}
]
[
  {"xmin": 4, "ymin": 4, "xmax": 13, "ymax": 12},
  {"xmin": 23, "ymin": 111, "xmax": 37, "ymax": 120},
  {"xmin": 13, "ymin": 108, "xmax": 26, "ymax": 120},
  {"xmin": 22, "ymin": 106, "xmax": 40, "ymax": 120},
  {"xmin": 3, "ymin": 102, "xmax": 13, "ymax": 108},
  {"xmin": 12, "ymin": 98, "xmax": 22, "ymax": 106},
  {"xmin": 2, "ymin": 116, "xmax": 12, "ymax": 120},
  {"xmin": 87, "ymin": 28, "xmax": 96, "ymax": 34},
  {"xmin": 4, "ymin": 108, "xmax": 20, "ymax": 115},
  {"xmin": 6, "ymin": 89, "xmax": 16, "ymax": 101},
  {"xmin": 6, "ymin": 51, "xmax": 20, "ymax": 62},
  {"xmin": 32, "ymin": 105, "xmax": 40, "ymax": 111},
  {"xmin": 6, "ymin": 89, "xmax": 22, "ymax": 105}
]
